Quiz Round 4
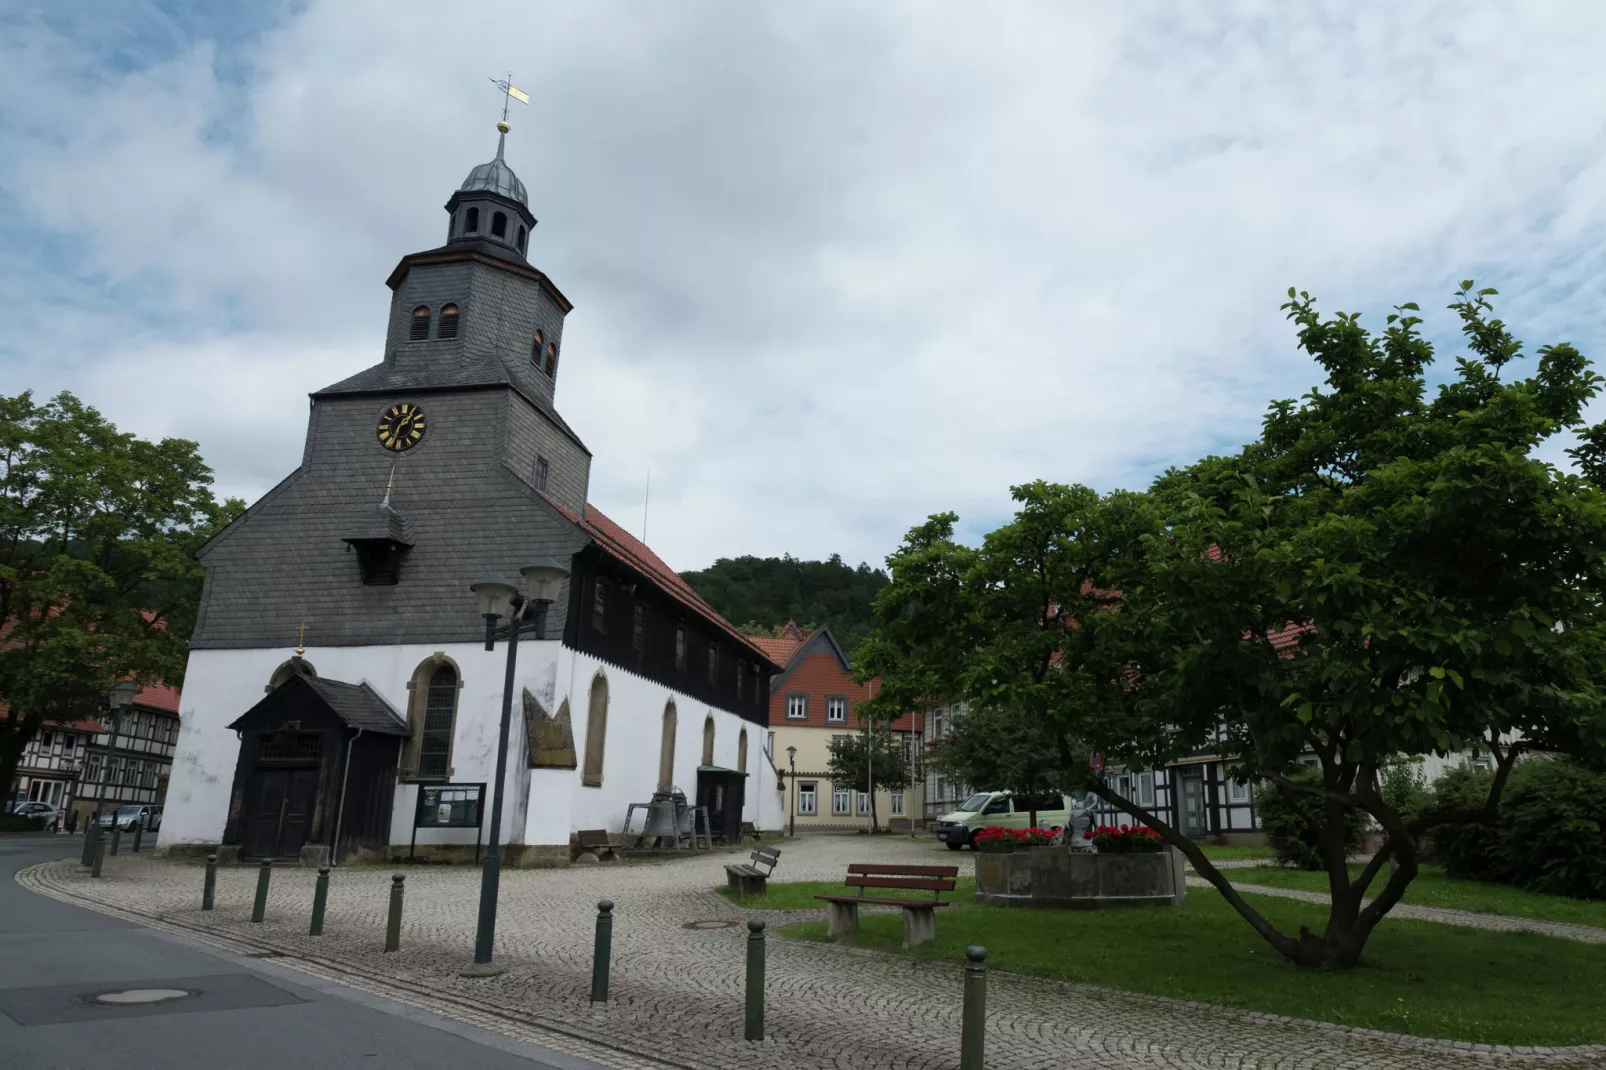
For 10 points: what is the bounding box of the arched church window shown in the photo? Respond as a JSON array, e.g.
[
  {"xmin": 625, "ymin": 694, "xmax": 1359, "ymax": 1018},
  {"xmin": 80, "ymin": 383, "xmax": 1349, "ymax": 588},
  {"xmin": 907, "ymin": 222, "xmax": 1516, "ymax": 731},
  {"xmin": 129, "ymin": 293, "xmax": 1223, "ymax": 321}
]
[
  {"xmin": 545, "ymin": 343, "xmax": 559, "ymax": 377},
  {"xmin": 658, "ymin": 700, "xmax": 677, "ymax": 790},
  {"xmin": 491, "ymin": 211, "xmax": 508, "ymax": 238},
  {"xmin": 418, "ymin": 664, "xmax": 458, "ymax": 778},
  {"xmin": 265, "ymin": 658, "xmax": 316, "ymax": 692},
  {"xmin": 582, "ymin": 671, "xmax": 609, "ymax": 787},
  {"xmin": 738, "ymin": 728, "xmax": 748, "ymax": 774},
  {"xmin": 438, "ymin": 304, "xmax": 460, "ymax": 339},
  {"xmin": 530, "ymin": 330, "xmax": 544, "ymax": 368},
  {"xmin": 702, "ymin": 714, "xmax": 715, "ymax": 766},
  {"xmin": 465, "ymin": 207, "xmax": 480, "ymax": 234},
  {"xmin": 516, "ymin": 226, "xmax": 527, "ymax": 253},
  {"xmin": 410, "ymin": 306, "xmax": 430, "ymax": 341}
]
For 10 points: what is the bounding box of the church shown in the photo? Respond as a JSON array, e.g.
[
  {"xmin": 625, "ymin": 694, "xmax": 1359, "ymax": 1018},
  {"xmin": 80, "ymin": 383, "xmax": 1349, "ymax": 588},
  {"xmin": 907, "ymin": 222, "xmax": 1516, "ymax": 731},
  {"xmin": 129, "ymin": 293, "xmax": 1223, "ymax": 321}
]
[{"xmin": 158, "ymin": 120, "xmax": 785, "ymax": 864}]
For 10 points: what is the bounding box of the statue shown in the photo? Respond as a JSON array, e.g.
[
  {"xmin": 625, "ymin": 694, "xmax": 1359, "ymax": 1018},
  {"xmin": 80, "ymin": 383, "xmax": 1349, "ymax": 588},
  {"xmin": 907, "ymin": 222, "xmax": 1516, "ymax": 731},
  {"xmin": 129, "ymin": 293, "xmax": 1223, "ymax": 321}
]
[{"xmin": 1058, "ymin": 790, "xmax": 1100, "ymax": 851}]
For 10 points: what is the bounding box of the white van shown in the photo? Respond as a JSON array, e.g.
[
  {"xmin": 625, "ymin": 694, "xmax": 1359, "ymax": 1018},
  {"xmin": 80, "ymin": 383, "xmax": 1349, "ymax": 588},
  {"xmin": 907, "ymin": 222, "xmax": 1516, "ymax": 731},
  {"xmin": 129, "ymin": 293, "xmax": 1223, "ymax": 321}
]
[{"xmin": 930, "ymin": 792, "xmax": 1070, "ymax": 850}]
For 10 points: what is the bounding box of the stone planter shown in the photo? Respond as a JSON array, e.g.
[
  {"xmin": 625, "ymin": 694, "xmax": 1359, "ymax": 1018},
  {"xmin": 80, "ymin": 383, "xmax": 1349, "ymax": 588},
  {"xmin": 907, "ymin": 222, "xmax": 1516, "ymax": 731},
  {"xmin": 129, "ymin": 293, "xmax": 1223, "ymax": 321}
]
[{"xmin": 974, "ymin": 845, "xmax": 1187, "ymax": 909}]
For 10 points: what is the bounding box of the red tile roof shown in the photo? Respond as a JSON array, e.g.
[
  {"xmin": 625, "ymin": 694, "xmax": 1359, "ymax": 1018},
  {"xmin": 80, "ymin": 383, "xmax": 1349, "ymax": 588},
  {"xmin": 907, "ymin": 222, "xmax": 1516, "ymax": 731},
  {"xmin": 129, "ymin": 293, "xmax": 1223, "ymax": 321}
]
[
  {"xmin": 44, "ymin": 716, "xmax": 105, "ymax": 733},
  {"xmin": 747, "ymin": 633, "xmax": 805, "ymax": 666},
  {"xmin": 136, "ymin": 681, "xmax": 181, "ymax": 713},
  {"xmin": 541, "ymin": 495, "xmax": 783, "ymax": 670}
]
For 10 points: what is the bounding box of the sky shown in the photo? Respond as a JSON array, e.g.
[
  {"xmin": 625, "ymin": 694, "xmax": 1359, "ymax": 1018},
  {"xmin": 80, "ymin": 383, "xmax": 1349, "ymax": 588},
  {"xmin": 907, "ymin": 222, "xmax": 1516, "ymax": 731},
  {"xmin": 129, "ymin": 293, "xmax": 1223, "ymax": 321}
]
[{"xmin": 4, "ymin": 1, "xmax": 1606, "ymax": 574}]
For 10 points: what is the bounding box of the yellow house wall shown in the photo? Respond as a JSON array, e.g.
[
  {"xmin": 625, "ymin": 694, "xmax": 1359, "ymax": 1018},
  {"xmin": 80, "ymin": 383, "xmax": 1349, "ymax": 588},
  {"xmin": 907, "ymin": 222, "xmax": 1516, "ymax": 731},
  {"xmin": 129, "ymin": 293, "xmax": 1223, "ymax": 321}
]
[{"xmin": 767, "ymin": 724, "xmax": 926, "ymax": 829}]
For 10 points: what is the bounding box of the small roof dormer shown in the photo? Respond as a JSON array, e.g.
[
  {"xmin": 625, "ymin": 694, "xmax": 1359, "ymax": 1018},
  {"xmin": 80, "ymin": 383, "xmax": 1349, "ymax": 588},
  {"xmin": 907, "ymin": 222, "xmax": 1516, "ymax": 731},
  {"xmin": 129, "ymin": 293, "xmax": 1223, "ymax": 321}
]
[{"xmin": 444, "ymin": 120, "xmax": 537, "ymax": 259}]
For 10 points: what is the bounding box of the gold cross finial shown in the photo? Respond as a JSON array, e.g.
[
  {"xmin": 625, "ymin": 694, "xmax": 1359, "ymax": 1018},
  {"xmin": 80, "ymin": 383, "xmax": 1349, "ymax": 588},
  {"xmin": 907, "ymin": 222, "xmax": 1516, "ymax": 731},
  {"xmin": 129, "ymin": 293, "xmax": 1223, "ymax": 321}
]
[{"xmin": 295, "ymin": 623, "xmax": 308, "ymax": 657}]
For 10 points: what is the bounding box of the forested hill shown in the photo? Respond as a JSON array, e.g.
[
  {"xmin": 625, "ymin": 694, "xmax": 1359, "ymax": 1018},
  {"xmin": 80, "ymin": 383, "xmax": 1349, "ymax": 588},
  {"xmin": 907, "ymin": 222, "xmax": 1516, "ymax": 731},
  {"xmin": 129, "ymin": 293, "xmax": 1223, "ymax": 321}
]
[{"xmin": 679, "ymin": 554, "xmax": 889, "ymax": 655}]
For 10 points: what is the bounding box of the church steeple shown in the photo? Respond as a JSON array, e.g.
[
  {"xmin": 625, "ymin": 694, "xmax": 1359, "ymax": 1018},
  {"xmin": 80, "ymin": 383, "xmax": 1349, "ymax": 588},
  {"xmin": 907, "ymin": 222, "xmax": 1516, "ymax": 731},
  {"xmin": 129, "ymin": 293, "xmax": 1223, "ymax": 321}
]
[{"xmin": 445, "ymin": 121, "xmax": 536, "ymax": 259}]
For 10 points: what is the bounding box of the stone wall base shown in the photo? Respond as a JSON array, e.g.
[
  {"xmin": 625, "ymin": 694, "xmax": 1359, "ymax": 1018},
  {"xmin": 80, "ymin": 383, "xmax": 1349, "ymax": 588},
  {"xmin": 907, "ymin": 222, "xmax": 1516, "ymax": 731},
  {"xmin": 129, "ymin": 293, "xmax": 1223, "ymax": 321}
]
[{"xmin": 387, "ymin": 843, "xmax": 570, "ymax": 868}]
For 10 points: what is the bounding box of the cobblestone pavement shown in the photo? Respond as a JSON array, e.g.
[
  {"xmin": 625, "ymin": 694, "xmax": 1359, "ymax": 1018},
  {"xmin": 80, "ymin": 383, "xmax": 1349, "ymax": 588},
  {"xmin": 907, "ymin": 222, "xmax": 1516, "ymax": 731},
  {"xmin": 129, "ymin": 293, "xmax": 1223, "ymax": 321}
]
[
  {"xmin": 1191, "ymin": 877, "xmax": 1606, "ymax": 945},
  {"xmin": 20, "ymin": 836, "xmax": 1606, "ymax": 1070}
]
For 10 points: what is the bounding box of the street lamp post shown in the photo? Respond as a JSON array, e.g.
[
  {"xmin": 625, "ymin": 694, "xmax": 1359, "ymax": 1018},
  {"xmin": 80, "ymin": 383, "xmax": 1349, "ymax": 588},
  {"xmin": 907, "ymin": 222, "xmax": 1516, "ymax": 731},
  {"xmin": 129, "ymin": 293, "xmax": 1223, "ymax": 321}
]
[
  {"xmin": 82, "ymin": 681, "xmax": 139, "ymax": 866},
  {"xmin": 786, "ymin": 746, "xmax": 797, "ymax": 838},
  {"xmin": 463, "ymin": 557, "xmax": 570, "ymax": 976}
]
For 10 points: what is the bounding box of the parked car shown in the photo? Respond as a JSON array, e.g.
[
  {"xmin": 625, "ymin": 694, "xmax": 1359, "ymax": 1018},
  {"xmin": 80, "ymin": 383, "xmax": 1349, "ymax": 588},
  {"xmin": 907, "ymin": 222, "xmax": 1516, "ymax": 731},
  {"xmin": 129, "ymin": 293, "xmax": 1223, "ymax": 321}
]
[
  {"xmin": 98, "ymin": 804, "xmax": 161, "ymax": 832},
  {"xmin": 931, "ymin": 791, "xmax": 1070, "ymax": 850},
  {"xmin": 8, "ymin": 801, "xmax": 54, "ymax": 818}
]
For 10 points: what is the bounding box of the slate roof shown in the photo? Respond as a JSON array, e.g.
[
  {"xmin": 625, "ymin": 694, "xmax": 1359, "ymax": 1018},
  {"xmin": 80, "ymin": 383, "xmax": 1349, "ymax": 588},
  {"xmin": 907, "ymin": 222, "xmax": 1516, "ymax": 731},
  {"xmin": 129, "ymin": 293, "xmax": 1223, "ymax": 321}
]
[
  {"xmin": 343, "ymin": 502, "xmax": 412, "ymax": 546},
  {"xmin": 539, "ymin": 493, "xmax": 783, "ymax": 672},
  {"xmin": 460, "ymin": 132, "xmax": 528, "ymax": 206},
  {"xmin": 228, "ymin": 673, "xmax": 408, "ymax": 736}
]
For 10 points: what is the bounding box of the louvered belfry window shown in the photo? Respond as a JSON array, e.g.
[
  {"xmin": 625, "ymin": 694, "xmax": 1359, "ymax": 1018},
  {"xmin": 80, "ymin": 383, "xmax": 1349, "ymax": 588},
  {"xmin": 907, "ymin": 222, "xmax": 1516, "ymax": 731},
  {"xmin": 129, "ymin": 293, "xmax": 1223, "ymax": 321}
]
[
  {"xmin": 465, "ymin": 207, "xmax": 479, "ymax": 234},
  {"xmin": 437, "ymin": 304, "xmax": 460, "ymax": 339},
  {"xmin": 410, "ymin": 306, "xmax": 430, "ymax": 341},
  {"xmin": 418, "ymin": 665, "xmax": 458, "ymax": 778},
  {"xmin": 491, "ymin": 211, "xmax": 508, "ymax": 238}
]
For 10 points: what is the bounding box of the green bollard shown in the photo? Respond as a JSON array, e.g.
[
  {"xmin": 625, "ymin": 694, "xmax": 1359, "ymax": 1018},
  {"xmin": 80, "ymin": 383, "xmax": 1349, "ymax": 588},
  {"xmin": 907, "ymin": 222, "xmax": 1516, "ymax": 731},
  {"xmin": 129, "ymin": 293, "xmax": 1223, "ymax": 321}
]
[
  {"xmin": 91, "ymin": 835, "xmax": 105, "ymax": 878},
  {"xmin": 108, "ymin": 820, "xmax": 122, "ymax": 857},
  {"xmin": 590, "ymin": 899, "xmax": 613, "ymax": 1003},
  {"xmin": 131, "ymin": 823, "xmax": 144, "ymax": 854},
  {"xmin": 310, "ymin": 866, "xmax": 330, "ymax": 936},
  {"xmin": 960, "ymin": 945, "xmax": 987, "ymax": 1070},
  {"xmin": 81, "ymin": 821, "xmax": 99, "ymax": 867},
  {"xmin": 744, "ymin": 918, "xmax": 766, "ymax": 1041},
  {"xmin": 251, "ymin": 859, "xmax": 272, "ymax": 923},
  {"xmin": 384, "ymin": 874, "xmax": 404, "ymax": 952},
  {"xmin": 202, "ymin": 854, "xmax": 218, "ymax": 911}
]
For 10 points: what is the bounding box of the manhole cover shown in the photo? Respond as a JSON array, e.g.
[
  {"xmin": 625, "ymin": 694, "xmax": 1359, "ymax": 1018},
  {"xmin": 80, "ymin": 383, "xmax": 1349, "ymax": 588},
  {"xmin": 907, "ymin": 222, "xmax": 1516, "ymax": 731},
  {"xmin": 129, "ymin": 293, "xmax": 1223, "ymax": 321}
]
[
  {"xmin": 682, "ymin": 919, "xmax": 739, "ymax": 931},
  {"xmin": 93, "ymin": 988, "xmax": 193, "ymax": 1006}
]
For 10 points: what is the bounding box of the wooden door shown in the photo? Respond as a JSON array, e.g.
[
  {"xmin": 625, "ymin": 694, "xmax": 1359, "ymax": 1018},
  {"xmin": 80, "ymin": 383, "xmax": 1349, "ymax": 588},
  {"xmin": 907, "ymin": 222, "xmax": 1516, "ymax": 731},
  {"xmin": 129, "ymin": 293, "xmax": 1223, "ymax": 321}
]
[
  {"xmin": 1178, "ymin": 767, "xmax": 1207, "ymax": 839},
  {"xmin": 245, "ymin": 770, "xmax": 288, "ymax": 860},
  {"xmin": 277, "ymin": 770, "xmax": 319, "ymax": 858}
]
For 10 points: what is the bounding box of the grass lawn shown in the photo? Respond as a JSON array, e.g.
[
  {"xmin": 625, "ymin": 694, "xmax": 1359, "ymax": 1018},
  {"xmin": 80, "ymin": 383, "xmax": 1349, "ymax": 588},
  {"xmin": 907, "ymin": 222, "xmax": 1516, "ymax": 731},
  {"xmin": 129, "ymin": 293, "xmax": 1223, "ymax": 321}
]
[
  {"xmin": 775, "ymin": 884, "xmax": 1606, "ymax": 1046},
  {"xmin": 1221, "ymin": 864, "xmax": 1606, "ymax": 930},
  {"xmin": 1198, "ymin": 844, "xmax": 1276, "ymax": 861}
]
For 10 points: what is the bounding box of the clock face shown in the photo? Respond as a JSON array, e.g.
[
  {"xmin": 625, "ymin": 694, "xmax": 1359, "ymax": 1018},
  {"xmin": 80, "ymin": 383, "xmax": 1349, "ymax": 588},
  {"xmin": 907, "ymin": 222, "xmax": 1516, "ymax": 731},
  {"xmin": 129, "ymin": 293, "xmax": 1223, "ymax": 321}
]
[{"xmin": 376, "ymin": 403, "xmax": 426, "ymax": 451}]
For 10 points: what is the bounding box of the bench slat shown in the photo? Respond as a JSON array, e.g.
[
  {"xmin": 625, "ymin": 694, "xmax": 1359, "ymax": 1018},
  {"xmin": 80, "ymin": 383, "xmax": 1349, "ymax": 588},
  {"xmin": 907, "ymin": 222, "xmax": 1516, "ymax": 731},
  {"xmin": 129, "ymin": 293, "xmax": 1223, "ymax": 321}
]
[
  {"xmin": 846, "ymin": 876, "xmax": 955, "ymax": 892},
  {"xmin": 817, "ymin": 895, "xmax": 952, "ymax": 909},
  {"xmin": 846, "ymin": 864, "xmax": 958, "ymax": 877},
  {"xmin": 752, "ymin": 847, "xmax": 781, "ymax": 861}
]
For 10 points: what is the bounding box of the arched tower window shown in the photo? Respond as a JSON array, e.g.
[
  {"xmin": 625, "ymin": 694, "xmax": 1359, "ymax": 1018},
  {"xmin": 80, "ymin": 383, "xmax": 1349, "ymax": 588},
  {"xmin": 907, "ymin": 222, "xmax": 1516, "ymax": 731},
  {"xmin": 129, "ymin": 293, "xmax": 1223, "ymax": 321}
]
[
  {"xmin": 410, "ymin": 306, "xmax": 430, "ymax": 341},
  {"xmin": 417, "ymin": 664, "xmax": 459, "ymax": 779},
  {"xmin": 516, "ymin": 225, "xmax": 527, "ymax": 253},
  {"xmin": 702, "ymin": 714, "xmax": 715, "ymax": 766},
  {"xmin": 530, "ymin": 330, "xmax": 544, "ymax": 368},
  {"xmin": 438, "ymin": 303, "xmax": 460, "ymax": 339},
  {"xmin": 545, "ymin": 342, "xmax": 559, "ymax": 377},
  {"xmin": 737, "ymin": 728, "xmax": 748, "ymax": 774},
  {"xmin": 582, "ymin": 671, "xmax": 609, "ymax": 787},
  {"xmin": 658, "ymin": 700, "xmax": 678, "ymax": 790},
  {"xmin": 491, "ymin": 211, "xmax": 507, "ymax": 238},
  {"xmin": 465, "ymin": 207, "xmax": 480, "ymax": 234}
]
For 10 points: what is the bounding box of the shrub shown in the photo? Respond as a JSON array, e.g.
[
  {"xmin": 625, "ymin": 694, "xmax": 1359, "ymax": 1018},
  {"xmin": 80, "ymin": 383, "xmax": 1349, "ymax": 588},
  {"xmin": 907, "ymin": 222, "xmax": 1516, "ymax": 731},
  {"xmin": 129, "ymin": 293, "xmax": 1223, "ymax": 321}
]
[
  {"xmin": 1253, "ymin": 767, "xmax": 1368, "ymax": 870},
  {"xmin": 1423, "ymin": 765, "xmax": 1503, "ymax": 880},
  {"xmin": 1490, "ymin": 758, "xmax": 1606, "ymax": 899}
]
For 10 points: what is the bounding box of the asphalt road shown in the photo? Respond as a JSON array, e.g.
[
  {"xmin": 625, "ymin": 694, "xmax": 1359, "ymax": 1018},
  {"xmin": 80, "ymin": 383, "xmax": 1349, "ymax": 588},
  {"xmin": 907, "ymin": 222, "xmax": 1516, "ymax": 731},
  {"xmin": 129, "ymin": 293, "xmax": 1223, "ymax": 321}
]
[{"xmin": 0, "ymin": 836, "xmax": 612, "ymax": 1070}]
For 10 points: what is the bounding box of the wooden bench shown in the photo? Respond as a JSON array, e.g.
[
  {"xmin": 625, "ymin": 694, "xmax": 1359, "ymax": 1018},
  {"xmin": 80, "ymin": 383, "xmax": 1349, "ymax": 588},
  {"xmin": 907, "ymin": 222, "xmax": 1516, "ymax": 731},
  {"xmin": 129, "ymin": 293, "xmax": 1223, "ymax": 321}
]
[
  {"xmin": 575, "ymin": 829, "xmax": 618, "ymax": 862},
  {"xmin": 724, "ymin": 844, "xmax": 781, "ymax": 896},
  {"xmin": 815, "ymin": 863, "xmax": 959, "ymax": 949}
]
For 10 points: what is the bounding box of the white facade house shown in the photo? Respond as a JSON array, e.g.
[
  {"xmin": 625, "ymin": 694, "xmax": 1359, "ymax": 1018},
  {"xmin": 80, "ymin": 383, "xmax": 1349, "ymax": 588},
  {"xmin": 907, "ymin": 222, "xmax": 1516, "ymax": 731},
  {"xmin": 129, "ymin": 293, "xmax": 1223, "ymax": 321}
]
[{"xmin": 157, "ymin": 123, "xmax": 781, "ymax": 863}]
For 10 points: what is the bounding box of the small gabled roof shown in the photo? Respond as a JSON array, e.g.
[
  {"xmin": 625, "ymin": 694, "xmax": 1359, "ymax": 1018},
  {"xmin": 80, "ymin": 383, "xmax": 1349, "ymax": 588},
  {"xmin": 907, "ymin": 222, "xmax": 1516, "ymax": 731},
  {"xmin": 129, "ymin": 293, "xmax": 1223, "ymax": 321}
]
[
  {"xmin": 227, "ymin": 672, "xmax": 408, "ymax": 736},
  {"xmin": 767, "ymin": 624, "xmax": 854, "ymax": 691}
]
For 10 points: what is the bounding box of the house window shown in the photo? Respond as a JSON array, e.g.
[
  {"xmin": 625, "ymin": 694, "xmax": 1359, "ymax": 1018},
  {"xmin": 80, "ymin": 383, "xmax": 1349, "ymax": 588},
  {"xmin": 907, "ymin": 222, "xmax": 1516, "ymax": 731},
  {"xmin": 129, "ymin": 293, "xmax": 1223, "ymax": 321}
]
[
  {"xmin": 491, "ymin": 211, "xmax": 507, "ymax": 238},
  {"xmin": 786, "ymin": 694, "xmax": 807, "ymax": 720},
  {"xmin": 530, "ymin": 330, "xmax": 544, "ymax": 368},
  {"xmin": 40, "ymin": 731, "xmax": 53, "ymax": 748},
  {"xmin": 437, "ymin": 303, "xmax": 460, "ymax": 339},
  {"xmin": 1227, "ymin": 778, "xmax": 1252, "ymax": 804},
  {"xmin": 632, "ymin": 603, "xmax": 646, "ymax": 657},
  {"xmin": 418, "ymin": 664, "xmax": 458, "ymax": 778},
  {"xmin": 735, "ymin": 660, "xmax": 746, "ymax": 701},
  {"xmin": 582, "ymin": 672, "xmax": 608, "ymax": 787},
  {"xmin": 856, "ymin": 791, "xmax": 871, "ymax": 815},
  {"xmin": 826, "ymin": 696, "xmax": 847, "ymax": 723},
  {"xmin": 1137, "ymin": 771, "xmax": 1156, "ymax": 808},
  {"xmin": 591, "ymin": 578, "xmax": 610, "ymax": 633},
  {"xmin": 410, "ymin": 306, "xmax": 430, "ymax": 341},
  {"xmin": 890, "ymin": 791, "xmax": 904, "ymax": 815},
  {"xmin": 546, "ymin": 343, "xmax": 559, "ymax": 376},
  {"xmin": 675, "ymin": 625, "xmax": 687, "ymax": 671},
  {"xmin": 465, "ymin": 206, "xmax": 480, "ymax": 233},
  {"xmin": 767, "ymin": 730, "xmax": 775, "ymax": 756},
  {"xmin": 832, "ymin": 785, "xmax": 851, "ymax": 815},
  {"xmin": 533, "ymin": 455, "xmax": 549, "ymax": 492},
  {"xmin": 707, "ymin": 642, "xmax": 719, "ymax": 686},
  {"xmin": 798, "ymin": 782, "xmax": 817, "ymax": 815}
]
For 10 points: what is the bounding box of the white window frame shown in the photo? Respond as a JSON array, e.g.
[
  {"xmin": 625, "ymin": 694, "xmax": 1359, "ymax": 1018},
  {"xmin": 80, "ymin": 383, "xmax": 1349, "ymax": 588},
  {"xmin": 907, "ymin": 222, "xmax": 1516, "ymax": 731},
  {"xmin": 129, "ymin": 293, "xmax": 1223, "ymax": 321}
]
[
  {"xmin": 832, "ymin": 785, "xmax": 851, "ymax": 815},
  {"xmin": 798, "ymin": 782, "xmax": 817, "ymax": 815},
  {"xmin": 890, "ymin": 790, "xmax": 904, "ymax": 815},
  {"xmin": 1227, "ymin": 778, "xmax": 1252, "ymax": 804},
  {"xmin": 786, "ymin": 694, "xmax": 807, "ymax": 720},
  {"xmin": 856, "ymin": 790, "xmax": 871, "ymax": 814},
  {"xmin": 825, "ymin": 696, "xmax": 848, "ymax": 723},
  {"xmin": 1137, "ymin": 771, "xmax": 1155, "ymax": 808}
]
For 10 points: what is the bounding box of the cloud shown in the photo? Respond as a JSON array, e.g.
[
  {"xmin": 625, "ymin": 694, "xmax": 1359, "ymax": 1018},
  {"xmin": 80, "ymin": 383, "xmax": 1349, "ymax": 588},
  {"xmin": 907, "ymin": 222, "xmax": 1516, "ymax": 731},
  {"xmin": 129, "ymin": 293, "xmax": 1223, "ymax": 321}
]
[{"xmin": 3, "ymin": 1, "xmax": 1606, "ymax": 572}]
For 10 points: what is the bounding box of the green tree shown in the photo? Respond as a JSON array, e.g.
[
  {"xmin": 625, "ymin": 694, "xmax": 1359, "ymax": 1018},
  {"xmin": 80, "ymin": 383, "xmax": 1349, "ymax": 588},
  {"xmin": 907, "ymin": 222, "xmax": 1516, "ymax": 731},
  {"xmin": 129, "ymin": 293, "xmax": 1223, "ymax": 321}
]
[
  {"xmin": 824, "ymin": 717, "xmax": 911, "ymax": 831},
  {"xmin": 857, "ymin": 284, "xmax": 1606, "ymax": 970},
  {"xmin": 925, "ymin": 703, "xmax": 1066, "ymax": 829},
  {"xmin": 0, "ymin": 392, "xmax": 241, "ymax": 803},
  {"xmin": 681, "ymin": 553, "xmax": 889, "ymax": 654}
]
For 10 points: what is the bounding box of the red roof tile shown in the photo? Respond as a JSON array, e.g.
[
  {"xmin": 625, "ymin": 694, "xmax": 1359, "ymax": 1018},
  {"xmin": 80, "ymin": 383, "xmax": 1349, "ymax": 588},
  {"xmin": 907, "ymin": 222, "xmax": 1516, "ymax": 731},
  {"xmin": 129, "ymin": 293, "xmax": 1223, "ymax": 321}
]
[
  {"xmin": 541, "ymin": 495, "xmax": 783, "ymax": 670},
  {"xmin": 747, "ymin": 634, "xmax": 804, "ymax": 666},
  {"xmin": 136, "ymin": 681, "xmax": 181, "ymax": 713}
]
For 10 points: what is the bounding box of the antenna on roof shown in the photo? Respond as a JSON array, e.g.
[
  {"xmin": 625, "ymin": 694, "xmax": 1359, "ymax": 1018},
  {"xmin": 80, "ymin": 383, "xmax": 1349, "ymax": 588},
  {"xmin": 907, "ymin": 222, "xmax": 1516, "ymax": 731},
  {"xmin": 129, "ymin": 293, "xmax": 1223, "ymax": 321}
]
[{"xmin": 642, "ymin": 466, "xmax": 650, "ymax": 545}]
